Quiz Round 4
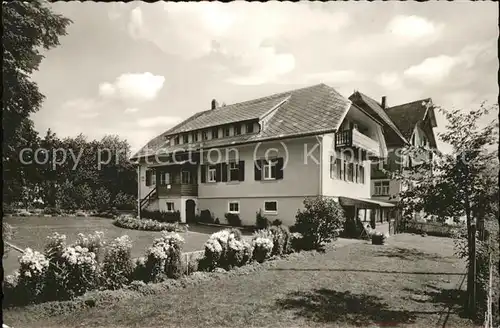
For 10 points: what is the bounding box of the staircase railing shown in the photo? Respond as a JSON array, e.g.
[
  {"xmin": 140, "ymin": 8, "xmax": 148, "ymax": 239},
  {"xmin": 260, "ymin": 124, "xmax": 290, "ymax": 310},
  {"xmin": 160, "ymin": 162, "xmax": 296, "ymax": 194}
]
[{"xmin": 140, "ymin": 186, "xmax": 157, "ymax": 210}]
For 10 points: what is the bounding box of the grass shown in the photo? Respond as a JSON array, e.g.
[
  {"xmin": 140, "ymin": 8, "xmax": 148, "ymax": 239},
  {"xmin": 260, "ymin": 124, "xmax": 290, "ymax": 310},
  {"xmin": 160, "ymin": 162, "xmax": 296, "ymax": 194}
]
[
  {"xmin": 3, "ymin": 234, "xmax": 475, "ymax": 328},
  {"xmin": 3, "ymin": 216, "xmax": 220, "ymax": 275}
]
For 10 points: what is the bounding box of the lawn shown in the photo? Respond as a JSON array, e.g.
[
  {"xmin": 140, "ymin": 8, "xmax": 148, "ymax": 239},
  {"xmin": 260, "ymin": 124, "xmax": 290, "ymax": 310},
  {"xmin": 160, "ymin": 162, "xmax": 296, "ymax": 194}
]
[
  {"xmin": 3, "ymin": 234, "xmax": 475, "ymax": 328},
  {"xmin": 3, "ymin": 216, "xmax": 221, "ymax": 275}
]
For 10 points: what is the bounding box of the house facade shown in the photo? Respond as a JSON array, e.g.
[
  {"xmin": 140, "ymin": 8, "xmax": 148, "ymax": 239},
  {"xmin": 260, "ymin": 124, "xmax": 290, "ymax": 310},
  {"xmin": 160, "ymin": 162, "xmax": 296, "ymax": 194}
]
[
  {"xmin": 350, "ymin": 92, "xmax": 438, "ymax": 223},
  {"xmin": 131, "ymin": 84, "xmax": 395, "ymax": 228}
]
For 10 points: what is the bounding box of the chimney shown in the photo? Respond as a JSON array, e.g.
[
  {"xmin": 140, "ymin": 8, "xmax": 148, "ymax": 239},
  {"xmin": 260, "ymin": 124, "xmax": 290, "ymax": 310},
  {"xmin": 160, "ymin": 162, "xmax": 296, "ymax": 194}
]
[
  {"xmin": 211, "ymin": 99, "xmax": 218, "ymax": 110},
  {"xmin": 381, "ymin": 96, "xmax": 387, "ymax": 109}
]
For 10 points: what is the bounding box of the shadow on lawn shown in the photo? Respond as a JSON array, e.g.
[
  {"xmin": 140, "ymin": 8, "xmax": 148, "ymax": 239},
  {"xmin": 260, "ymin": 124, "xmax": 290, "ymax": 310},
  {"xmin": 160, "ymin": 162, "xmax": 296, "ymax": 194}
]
[
  {"xmin": 276, "ymin": 288, "xmax": 422, "ymax": 326},
  {"xmin": 373, "ymin": 246, "xmax": 451, "ymax": 262}
]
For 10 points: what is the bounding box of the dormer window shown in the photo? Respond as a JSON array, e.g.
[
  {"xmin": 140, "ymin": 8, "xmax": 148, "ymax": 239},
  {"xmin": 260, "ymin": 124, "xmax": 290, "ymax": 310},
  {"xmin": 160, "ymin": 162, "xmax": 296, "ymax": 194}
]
[
  {"xmin": 174, "ymin": 136, "xmax": 180, "ymax": 145},
  {"xmin": 224, "ymin": 127, "xmax": 231, "ymax": 137},
  {"xmin": 212, "ymin": 128, "xmax": 219, "ymax": 139},
  {"xmin": 183, "ymin": 134, "xmax": 189, "ymax": 144},
  {"xmin": 246, "ymin": 123, "xmax": 254, "ymax": 134},
  {"xmin": 234, "ymin": 124, "xmax": 241, "ymax": 136},
  {"xmin": 202, "ymin": 131, "xmax": 208, "ymax": 141}
]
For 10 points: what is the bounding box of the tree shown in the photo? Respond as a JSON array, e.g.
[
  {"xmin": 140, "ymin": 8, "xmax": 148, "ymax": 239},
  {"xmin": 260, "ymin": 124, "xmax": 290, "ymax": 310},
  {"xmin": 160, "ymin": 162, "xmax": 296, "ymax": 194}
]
[
  {"xmin": 2, "ymin": 1, "xmax": 72, "ymax": 205},
  {"xmin": 390, "ymin": 102, "xmax": 499, "ymax": 319}
]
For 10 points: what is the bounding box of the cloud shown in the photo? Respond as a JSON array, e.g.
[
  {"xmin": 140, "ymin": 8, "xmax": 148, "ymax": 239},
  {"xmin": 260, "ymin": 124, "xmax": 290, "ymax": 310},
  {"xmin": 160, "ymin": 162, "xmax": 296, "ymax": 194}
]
[
  {"xmin": 304, "ymin": 70, "xmax": 365, "ymax": 85},
  {"xmin": 128, "ymin": 3, "xmax": 349, "ymax": 85},
  {"xmin": 61, "ymin": 98, "xmax": 101, "ymax": 112},
  {"xmin": 403, "ymin": 42, "xmax": 492, "ymax": 85},
  {"xmin": 98, "ymin": 72, "xmax": 165, "ymax": 101},
  {"xmin": 137, "ymin": 116, "xmax": 182, "ymax": 128},
  {"xmin": 78, "ymin": 112, "xmax": 100, "ymax": 119},
  {"xmin": 386, "ymin": 15, "xmax": 442, "ymax": 41},
  {"xmin": 125, "ymin": 107, "xmax": 140, "ymax": 113},
  {"xmin": 376, "ymin": 72, "xmax": 404, "ymax": 90}
]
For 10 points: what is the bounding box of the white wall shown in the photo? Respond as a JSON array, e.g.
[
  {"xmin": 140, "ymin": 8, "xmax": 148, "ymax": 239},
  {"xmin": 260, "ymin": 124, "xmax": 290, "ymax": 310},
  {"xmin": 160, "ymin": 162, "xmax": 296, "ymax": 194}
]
[{"xmin": 321, "ymin": 133, "xmax": 371, "ymax": 199}]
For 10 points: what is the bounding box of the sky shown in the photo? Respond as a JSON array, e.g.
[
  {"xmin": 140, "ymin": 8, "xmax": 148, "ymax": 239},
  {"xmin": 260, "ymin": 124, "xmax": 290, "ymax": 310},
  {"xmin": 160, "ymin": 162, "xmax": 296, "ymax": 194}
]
[{"xmin": 32, "ymin": 1, "xmax": 498, "ymax": 154}]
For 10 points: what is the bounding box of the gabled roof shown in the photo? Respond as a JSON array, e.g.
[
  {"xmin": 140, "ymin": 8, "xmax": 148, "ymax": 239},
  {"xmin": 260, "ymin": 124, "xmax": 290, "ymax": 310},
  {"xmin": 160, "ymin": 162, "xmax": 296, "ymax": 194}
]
[
  {"xmin": 385, "ymin": 98, "xmax": 436, "ymax": 142},
  {"xmin": 132, "ymin": 83, "xmax": 351, "ymax": 160},
  {"xmin": 348, "ymin": 91, "xmax": 408, "ymax": 146}
]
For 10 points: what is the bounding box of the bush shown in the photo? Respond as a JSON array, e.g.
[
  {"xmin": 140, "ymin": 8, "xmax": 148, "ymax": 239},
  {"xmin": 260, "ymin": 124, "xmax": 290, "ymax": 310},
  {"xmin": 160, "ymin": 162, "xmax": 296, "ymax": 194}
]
[
  {"xmin": 42, "ymin": 207, "xmax": 62, "ymax": 216},
  {"xmin": 141, "ymin": 209, "xmax": 181, "ymax": 223},
  {"xmin": 113, "ymin": 216, "xmax": 185, "ymax": 232},
  {"xmin": 294, "ymin": 196, "xmax": 346, "ymax": 250},
  {"xmin": 144, "ymin": 232, "xmax": 184, "ymax": 282},
  {"xmin": 269, "ymin": 226, "xmax": 286, "ymax": 256},
  {"xmin": 272, "ymin": 219, "xmax": 283, "ymax": 226},
  {"xmin": 96, "ymin": 208, "xmax": 120, "ymax": 219},
  {"xmin": 290, "ymin": 232, "xmax": 304, "ymax": 252},
  {"xmin": 16, "ymin": 248, "xmax": 50, "ymax": 304},
  {"xmin": 256, "ymin": 210, "xmax": 270, "ymax": 229},
  {"xmin": 225, "ymin": 213, "xmax": 242, "ymax": 227},
  {"xmin": 201, "ymin": 229, "xmax": 245, "ymax": 271},
  {"xmin": 371, "ymin": 232, "xmax": 387, "ymax": 245},
  {"xmin": 101, "ymin": 236, "xmax": 133, "ymax": 290},
  {"xmin": 3, "ymin": 222, "xmax": 13, "ymax": 258},
  {"xmin": 75, "ymin": 231, "xmax": 106, "ymax": 262},
  {"xmin": 113, "ymin": 192, "xmax": 137, "ymax": 211},
  {"xmin": 199, "ymin": 209, "xmax": 215, "ymax": 224},
  {"xmin": 91, "ymin": 187, "xmax": 111, "ymax": 212},
  {"xmin": 252, "ymin": 235, "xmax": 273, "ymax": 263}
]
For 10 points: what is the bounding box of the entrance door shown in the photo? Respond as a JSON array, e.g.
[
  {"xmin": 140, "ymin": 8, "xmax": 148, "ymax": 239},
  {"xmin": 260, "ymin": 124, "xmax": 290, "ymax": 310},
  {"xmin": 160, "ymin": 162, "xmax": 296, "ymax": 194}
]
[{"xmin": 185, "ymin": 199, "xmax": 196, "ymax": 223}]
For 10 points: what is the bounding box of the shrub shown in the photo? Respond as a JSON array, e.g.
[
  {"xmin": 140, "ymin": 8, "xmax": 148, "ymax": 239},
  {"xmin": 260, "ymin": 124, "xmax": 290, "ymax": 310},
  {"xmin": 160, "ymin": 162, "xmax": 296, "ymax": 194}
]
[
  {"xmin": 96, "ymin": 208, "xmax": 120, "ymax": 219},
  {"xmin": 131, "ymin": 257, "xmax": 149, "ymax": 282},
  {"xmin": 144, "ymin": 232, "xmax": 184, "ymax": 282},
  {"xmin": 290, "ymin": 232, "xmax": 304, "ymax": 252},
  {"xmin": 141, "ymin": 209, "xmax": 181, "ymax": 223},
  {"xmin": 113, "ymin": 192, "xmax": 137, "ymax": 211},
  {"xmin": 101, "ymin": 236, "xmax": 133, "ymax": 290},
  {"xmin": 269, "ymin": 226, "xmax": 286, "ymax": 256},
  {"xmin": 279, "ymin": 225, "xmax": 293, "ymax": 254},
  {"xmin": 371, "ymin": 232, "xmax": 387, "ymax": 245},
  {"xmin": 215, "ymin": 218, "xmax": 220, "ymax": 224},
  {"xmin": 113, "ymin": 216, "xmax": 184, "ymax": 232},
  {"xmin": 272, "ymin": 219, "xmax": 283, "ymax": 226},
  {"xmin": 225, "ymin": 213, "xmax": 242, "ymax": 227},
  {"xmin": 75, "ymin": 231, "xmax": 106, "ymax": 261},
  {"xmin": 91, "ymin": 187, "xmax": 111, "ymax": 212},
  {"xmin": 256, "ymin": 210, "xmax": 270, "ymax": 229},
  {"xmin": 199, "ymin": 209, "xmax": 215, "ymax": 224},
  {"xmin": 42, "ymin": 207, "xmax": 62, "ymax": 216},
  {"xmin": 294, "ymin": 196, "xmax": 346, "ymax": 250},
  {"xmin": 252, "ymin": 236, "xmax": 273, "ymax": 263},
  {"xmin": 3, "ymin": 222, "xmax": 13, "ymax": 258},
  {"xmin": 201, "ymin": 229, "xmax": 243, "ymax": 271},
  {"xmin": 16, "ymin": 248, "xmax": 50, "ymax": 304}
]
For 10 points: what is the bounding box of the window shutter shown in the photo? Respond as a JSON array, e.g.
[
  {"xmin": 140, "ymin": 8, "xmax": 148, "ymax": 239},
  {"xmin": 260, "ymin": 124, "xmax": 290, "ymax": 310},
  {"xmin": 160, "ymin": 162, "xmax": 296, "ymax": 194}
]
[
  {"xmin": 145, "ymin": 170, "xmax": 151, "ymax": 186},
  {"xmin": 254, "ymin": 160, "xmax": 262, "ymax": 181},
  {"xmin": 200, "ymin": 165, "xmax": 206, "ymax": 183},
  {"xmin": 215, "ymin": 163, "xmax": 222, "ymax": 182},
  {"xmin": 238, "ymin": 160, "xmax": 245, "ymax": 181},
  {"xmin": 276, "ymin": 157, "xmax": 284, "ymax": 180},
  {"xmin": 221, "ymin": 163, "xmax": 228, "ymax": 182}
]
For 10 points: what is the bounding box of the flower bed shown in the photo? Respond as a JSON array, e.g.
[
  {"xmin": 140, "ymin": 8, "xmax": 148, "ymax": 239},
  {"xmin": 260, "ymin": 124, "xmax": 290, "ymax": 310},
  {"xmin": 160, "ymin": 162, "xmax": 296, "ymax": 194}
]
[{"xmin": 113, "ymin": 216, "xmax": 186, "ymax": 232}]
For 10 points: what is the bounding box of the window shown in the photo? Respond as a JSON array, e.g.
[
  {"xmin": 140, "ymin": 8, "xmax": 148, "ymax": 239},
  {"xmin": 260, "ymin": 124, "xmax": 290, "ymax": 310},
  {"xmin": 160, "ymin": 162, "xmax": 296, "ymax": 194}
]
[
  {"xmin": 347, "ymin": 162, "xmax": 354, "ymax": 182},
  {"xmin": 193, "ymin": 132, "xmax": 199, "ymax": 142},
  {"xmin": 359, "ymin": 164, "xmax": 365, "ymax": 184},
  {"xmin": 224, "ymin": 127, "xmax": 230, "ymax": 137},
  {"xmin": 263, "ymin": 159, "xmax": 277, "ymax": 180},
  {"xmin": 374, "ymin": 181, "xmax": 390, "ymax": 196},
  {"xmin": 229, "ymin": 162, "xmax": 239, "ymax": 181},
  {"xmin": 202, "ymin": 131, "xmax": 209, "ymax": 141},
  {"xmin": 146, "ymin": 169, "xmax": 156, "ymax": 186},
  {"xmin": 212, "ymin": 128, "xmax": 219, "ymax": 139},
  {"xmin": 234, "ymin": 124, "xmax": 241, "ymax": 135},
  {"xmin": 174, "ymin": 136, "xmax": 180, "ymax": 145},
  {"xmin": 264, "ymin": 201, "xmax": 278, "ymax": 214},
  {"xmin": 207, "ymin": 165, "xmax": 216, "ymax": 182},
  {"xmin": 183, "ymin": 134, "xmax": 189, "ymax": 144},
  {"xmin": 166, "ymin": 202, "xmax": 175, "ymax": 212},
  {"xmin": 246, "ymin": 123, "xmax": 254, "ymax": 133},
  {"xmin": 228, "ymin": 201, "xmax": 239, "ymax": 214},
  {"xmin": 355, "ymin": 164, "xmax": 360, "ymax": 183},
  {"xmin": 329, "ymin": 156, "xmax": 335, "ymax": 179},
  {"xmin": 181, "ymin": 170, "xmax": 191, "ymax": 184},
  {"xmin": 159, "ymin": 172, "xmax": 170, "ymax": 185}
]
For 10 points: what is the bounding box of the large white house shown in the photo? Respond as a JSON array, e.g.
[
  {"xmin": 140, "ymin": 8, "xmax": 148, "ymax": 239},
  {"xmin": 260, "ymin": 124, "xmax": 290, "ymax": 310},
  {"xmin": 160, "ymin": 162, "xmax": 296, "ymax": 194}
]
[{"xmin": 131, "ymin": 84, "xmax": 395, "ymax": 228}]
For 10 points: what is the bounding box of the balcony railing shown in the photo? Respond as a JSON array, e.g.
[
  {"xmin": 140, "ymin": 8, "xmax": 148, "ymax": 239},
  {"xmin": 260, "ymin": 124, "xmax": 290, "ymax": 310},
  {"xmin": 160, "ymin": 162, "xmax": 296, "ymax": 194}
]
[
  {"xmin": 157, "ymin": 183, "xmax": 198, "ymax": 197},
  {"xmin": 335, "ymin": 129, "xmax": 380, "ymax": 157}
]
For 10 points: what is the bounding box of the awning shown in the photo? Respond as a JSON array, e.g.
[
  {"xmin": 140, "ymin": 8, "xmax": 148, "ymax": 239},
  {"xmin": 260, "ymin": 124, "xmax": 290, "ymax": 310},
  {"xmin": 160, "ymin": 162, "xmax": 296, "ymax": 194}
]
[{"xmin": 338, "ymin": 196, "xmax": 395, "ymax": 209}]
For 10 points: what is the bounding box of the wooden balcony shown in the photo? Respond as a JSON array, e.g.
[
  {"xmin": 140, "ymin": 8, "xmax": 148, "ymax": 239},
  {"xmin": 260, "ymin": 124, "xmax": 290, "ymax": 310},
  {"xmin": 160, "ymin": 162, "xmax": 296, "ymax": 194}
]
[
  {"xmin": 157, "ymin": 183, "xmax": 198, "ymax": 197},
  {"xmin": 335, "ymin": 129, "xmax": 380, "ymax": 157}
]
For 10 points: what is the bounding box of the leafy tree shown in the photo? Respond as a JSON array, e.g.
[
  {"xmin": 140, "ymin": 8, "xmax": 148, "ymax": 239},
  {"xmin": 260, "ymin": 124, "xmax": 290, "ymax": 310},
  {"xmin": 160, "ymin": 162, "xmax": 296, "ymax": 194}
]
[
  {"xmin": 293, "ymin": 196, "xmax": 346, "ymax": 250},
  {"xmin": 2, "ymin": 1, "xmax": 72, "ymax": 205},
  {"xmin": 390, "ymin": 102, "xmax": 499, "ymax": 319}
]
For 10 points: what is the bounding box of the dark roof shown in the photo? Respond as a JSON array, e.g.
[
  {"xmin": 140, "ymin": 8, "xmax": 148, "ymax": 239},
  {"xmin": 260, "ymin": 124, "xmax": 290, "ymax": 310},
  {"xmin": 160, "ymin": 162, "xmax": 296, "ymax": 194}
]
[
  {"xmin": 132, "ymin": 83, "xmax": 351, "ymax": 160},
  {"xmin": 384, "ymin": 98, "xmax": 433, "ymax": 141},
  {"xmin": 348, "ymin": 91, "xmax": 407, "ymax": 146}
]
